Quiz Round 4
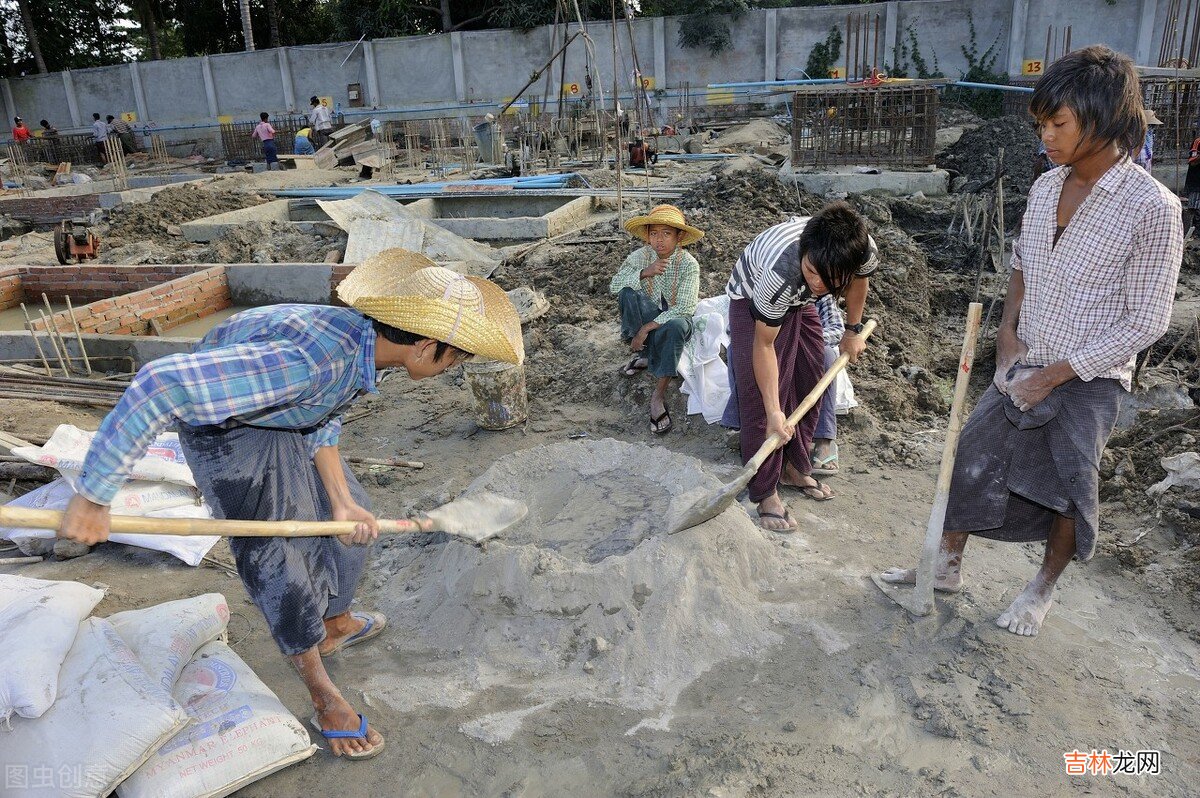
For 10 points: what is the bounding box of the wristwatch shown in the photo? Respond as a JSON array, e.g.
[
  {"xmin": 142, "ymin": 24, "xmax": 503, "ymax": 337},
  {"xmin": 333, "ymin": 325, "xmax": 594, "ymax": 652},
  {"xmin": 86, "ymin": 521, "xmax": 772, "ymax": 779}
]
[{"xmin": 847, "ymin": 322, "xmax": 866, "ymax": 334}]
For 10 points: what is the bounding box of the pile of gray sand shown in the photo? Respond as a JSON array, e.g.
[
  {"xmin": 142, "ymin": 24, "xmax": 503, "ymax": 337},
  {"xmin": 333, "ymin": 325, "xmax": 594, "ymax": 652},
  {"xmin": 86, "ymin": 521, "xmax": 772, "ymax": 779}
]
[{"xmin": 369, "ymin": 439, "xmax": 801, "ymax": 742}]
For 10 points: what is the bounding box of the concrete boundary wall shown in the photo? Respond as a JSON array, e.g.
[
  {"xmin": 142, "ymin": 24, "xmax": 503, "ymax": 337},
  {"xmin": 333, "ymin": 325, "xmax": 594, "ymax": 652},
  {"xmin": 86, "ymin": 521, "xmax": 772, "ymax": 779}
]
[{"xmin": 0, "ymin": 0, "xmax": 1159, "ymax": 142}]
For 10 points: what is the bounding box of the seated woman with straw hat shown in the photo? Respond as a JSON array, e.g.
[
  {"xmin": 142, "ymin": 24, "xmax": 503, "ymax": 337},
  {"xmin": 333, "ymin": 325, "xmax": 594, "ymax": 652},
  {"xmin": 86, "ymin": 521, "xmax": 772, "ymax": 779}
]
[
  {"xmin": 56, "ymin": 249, "xmax": 522, "ymax": 761},
  {"xmin": 609, "ymin": 204, "xmax": 704, "ymax": 434}
]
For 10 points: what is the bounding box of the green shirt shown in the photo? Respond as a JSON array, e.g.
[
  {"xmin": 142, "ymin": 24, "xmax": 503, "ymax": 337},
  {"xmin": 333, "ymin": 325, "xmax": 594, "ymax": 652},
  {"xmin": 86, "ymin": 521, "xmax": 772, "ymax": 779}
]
[{"xmin": 609, "ymin": 245, "xmax": 700, "ymax": 325}]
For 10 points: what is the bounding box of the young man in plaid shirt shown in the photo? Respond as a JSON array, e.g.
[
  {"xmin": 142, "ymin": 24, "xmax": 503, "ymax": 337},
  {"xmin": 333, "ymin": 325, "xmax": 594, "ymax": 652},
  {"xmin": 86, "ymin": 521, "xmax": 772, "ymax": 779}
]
[{"xmin": 881, "ymin": 46, "xmax": 1183, "ymax": 637}]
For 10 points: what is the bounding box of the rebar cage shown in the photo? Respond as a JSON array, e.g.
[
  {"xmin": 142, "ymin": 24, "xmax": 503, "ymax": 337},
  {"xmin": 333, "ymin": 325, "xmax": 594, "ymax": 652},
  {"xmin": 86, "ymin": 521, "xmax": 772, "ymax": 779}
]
[{"xmin": 791, "ymin": 84, "xmax": 939, "ymax": 169}]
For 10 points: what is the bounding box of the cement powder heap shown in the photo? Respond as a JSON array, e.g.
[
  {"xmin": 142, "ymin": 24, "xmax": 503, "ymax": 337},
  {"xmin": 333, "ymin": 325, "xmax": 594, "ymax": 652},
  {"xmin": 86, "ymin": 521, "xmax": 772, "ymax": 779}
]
[{"xmin": 373, "ymin": 439, "xmax": 797, "ymax": 730}]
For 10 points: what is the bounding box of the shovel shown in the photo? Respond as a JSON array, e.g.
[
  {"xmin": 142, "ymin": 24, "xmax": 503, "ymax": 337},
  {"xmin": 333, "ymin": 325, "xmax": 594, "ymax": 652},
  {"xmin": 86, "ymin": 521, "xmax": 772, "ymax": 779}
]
[
  {"xmin": 870, "ymin": 302, "xmax": 981, "ymax": 615},
  {"xmin": 0, "ymin": 492, "xmax": 527, "ymax": 546},
  {"xmin": 669, "ymin": 319, "xmax": 877, "ymax": 535}
]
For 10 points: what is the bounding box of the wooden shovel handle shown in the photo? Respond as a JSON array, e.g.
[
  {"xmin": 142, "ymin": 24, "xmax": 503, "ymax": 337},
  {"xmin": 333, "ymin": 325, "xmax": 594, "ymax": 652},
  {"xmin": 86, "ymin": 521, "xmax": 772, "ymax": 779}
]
[
  {"xmin": 0, "ymin": 505, "xmax": 436, "ymax": 538},
  {"xmin": 745, "ymin": 319, "xmax": 878, "ymax": 473}
]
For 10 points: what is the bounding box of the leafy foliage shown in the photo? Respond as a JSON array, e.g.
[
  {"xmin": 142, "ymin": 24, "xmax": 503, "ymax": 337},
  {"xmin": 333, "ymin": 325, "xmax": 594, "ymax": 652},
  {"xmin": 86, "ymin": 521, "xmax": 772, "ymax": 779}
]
[
  {"xmin": 805, "ymin": 25, "xmax": 842, "ymax": 79},
  {"xmin": 942, "ymin": 11, "xmax": 1007, "ymax": 118}
]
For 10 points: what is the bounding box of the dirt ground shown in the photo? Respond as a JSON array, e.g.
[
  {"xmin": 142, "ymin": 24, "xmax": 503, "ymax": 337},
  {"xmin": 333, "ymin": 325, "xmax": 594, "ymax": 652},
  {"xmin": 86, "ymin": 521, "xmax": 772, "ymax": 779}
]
[{"xmin": 2, "ymin": 119, "xmax": 1199, "ymax": 796}]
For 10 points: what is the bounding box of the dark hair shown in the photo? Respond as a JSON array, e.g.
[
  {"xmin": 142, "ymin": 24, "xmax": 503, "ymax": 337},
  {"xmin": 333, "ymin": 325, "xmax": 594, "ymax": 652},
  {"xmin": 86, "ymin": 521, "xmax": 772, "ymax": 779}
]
[
  {"xmin": 310, "ymin": 96, "xmax": 319, "ymax": 105},
  {"xmin": 92, "ymin": 112, "xmax": 100, "ymax": 120},
  {"xmin": 106, "ymin": 115, "xmax": 114, "ymax": 122},
  {"xmin": 371, "ymin": 319, "xmax": 463, "ymax": 362},
  {"xmin": 259, "ymin": 112, "xmax": 269, "ymax": 121},
  {"xmin": 39, "ymin": 119, "xmax": 49, "ymax": 127},
  {"xmin": 798, "ymin": 200, "xmax": 871, "ymax": 298},
  {"xmin": 1028, "ymin": 45, "xmax": 1145, "ymax": 156}
]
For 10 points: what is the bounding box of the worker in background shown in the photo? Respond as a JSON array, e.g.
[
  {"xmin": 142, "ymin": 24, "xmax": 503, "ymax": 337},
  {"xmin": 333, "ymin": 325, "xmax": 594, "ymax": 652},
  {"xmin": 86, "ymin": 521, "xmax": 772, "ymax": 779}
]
[
  {"xmin": 627, "ymin": 137, "xmax": 657, "ymax": 169},
  {"xmin": 10, "ymin": 117, "xmax": 30, "ymax": 145},
  {"xmin": 252, "ymin": 112, "xmax": 279, "ymax": 170},
  {"xmin": 1134, "ymin": 109, "xmax": 1163, "ymax": 172},
  {"xmin": 56, "ymin": 250, "xmax": 524, "ymax": 762},
  {"xmin": 309, "ymin": 96, "xmax": 333, "ymax": 149},
  {"xmin": 38, "ymin": 119, "xmax": 58, "ymax": 139},
  {"xmin": 1185, "ymin": 134, "xmax": 1200, "ymax": 232},
  {"xmin": 294, "ymin": 126, "xmax": 316, "ymax": 156},
  {"xmin": 107, "ymin": 115, "xmax": 137, "ymax": 154},
  {"xmin": 91, "ymin": 112, "xmax": 109, "ymax": 163}
]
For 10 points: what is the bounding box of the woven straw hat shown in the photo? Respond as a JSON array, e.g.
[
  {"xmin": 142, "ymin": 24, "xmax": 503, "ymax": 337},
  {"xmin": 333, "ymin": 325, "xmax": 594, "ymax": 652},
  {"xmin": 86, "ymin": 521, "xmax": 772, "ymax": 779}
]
[
  {"xmin": 337, "ymin": 248, "xmax": 524, "ymax": 364},
  {"xmin": 623, "ymin": 204, "xmax": 704, "ymax": 247}
]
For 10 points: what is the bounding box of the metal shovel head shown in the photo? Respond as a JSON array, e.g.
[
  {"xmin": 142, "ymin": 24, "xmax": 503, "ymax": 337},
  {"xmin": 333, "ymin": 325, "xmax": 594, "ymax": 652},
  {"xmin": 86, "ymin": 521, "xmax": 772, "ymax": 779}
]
[
  {"xmin": 667, "ymin": 470, "xmax": 753, "ymax": 535},
  {"xmin": 869, "ymin": 572, "xmax": 934, "ymax": 616},
  {"xmin": 424, "ymin": 492, "xmax": 528, "ymax": 543}
]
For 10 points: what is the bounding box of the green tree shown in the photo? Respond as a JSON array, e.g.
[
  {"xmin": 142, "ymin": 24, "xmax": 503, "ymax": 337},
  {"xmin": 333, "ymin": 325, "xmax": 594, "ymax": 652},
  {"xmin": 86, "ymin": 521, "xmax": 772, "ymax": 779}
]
[{"xmin": 805, "ymin": 25, "xmax": 842, "ymax": 79}]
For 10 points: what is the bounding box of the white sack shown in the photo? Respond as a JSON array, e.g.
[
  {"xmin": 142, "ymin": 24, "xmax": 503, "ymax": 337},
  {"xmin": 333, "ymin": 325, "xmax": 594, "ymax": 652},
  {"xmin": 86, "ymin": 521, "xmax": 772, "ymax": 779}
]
[
  {"xmin": 0, "ymin": 575, "xmax": 104, "ymax": 722},
  {"xmin": 11, "ymin": 424, "xmax": 197, "ymax": 487},
  {"xmin": 0, "ymin": 618, "xmax": 189, "ymax": 798},
  {"xmin": 0, "ymin": 479, "xmax": 219, "ymax": 567}
]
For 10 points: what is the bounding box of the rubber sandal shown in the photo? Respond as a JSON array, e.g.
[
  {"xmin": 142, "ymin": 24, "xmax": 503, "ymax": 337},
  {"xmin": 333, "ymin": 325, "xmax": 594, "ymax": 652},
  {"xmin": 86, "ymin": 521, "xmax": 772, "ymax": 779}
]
[
  {"xmin": 758, "ymin": 509, "xmax": 798, "ymax": 532},
  {"xmin": 811, "ymin": 442, "xmax": 840, "ymax": 476},
  {"xmin": 320, "ymin": 611, "xmax": 386, "ymax": 658},
  {"xmin": 650, "ymin": 408, "xmax": 672, "ymax": 435},
  {"xmin": 781, "ymin": 477, "xmax": 835, "ymax": 501},
  {"xmin": 621, "ymin": 356, "xmax": 648, "ymax": 376},
  {"xmin": 799, "ymin": 480, "xmax": 834, "ymax": 501},
  {"xmin": 309, "ymin": 713, "xmax": 386, "ymax": 761}
]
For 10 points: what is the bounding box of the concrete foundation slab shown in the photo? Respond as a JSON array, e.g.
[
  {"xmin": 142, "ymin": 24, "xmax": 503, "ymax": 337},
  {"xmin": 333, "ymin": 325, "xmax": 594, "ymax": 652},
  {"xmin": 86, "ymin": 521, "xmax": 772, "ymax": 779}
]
[
  {"xmin": 180, "ymin": 193, "xmax": 601, "ymax": 244},
  {"xmin": 779, "ymin": 166, "xmax": 950, "ymax": 197}
]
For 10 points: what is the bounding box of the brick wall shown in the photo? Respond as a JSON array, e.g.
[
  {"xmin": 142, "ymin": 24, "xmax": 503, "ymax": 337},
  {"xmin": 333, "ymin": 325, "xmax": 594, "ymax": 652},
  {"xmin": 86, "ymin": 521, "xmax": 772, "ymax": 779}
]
[
  {"xmin": 33, "ymin": 266, "xmax": 232, "ymax": 336},
  {"xmin": 0, "ymin": 269, "xmax": 22, "ymax": 310},
  {"xmin": 18, "ymin": 265, "xmax": 213, "ymax": 304}
]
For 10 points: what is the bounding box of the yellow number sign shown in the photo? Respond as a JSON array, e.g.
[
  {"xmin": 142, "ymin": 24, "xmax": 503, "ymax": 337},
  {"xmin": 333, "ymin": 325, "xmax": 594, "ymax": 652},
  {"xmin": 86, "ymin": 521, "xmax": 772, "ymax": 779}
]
[
  {"xmin": 640, "ymin": 76, "xmax": 655, "ymax": 90},
  {"xmin": 566, "ymin": 82, "xmax": 581, "ymax": 95},
  {"xmin": 120, "ymin": 112, "xmax": 137, "ymax": 123},
  {"xmin": 1022, "ymin": 59, "xmax": 1044, "ymax": 76},
  {"xmin": 318, "ymin": 96, "xmax": 334, "ymax": 108},
  {"xmin": 828, "ymin": 67, "xmax": 844, "ymax": 79}
]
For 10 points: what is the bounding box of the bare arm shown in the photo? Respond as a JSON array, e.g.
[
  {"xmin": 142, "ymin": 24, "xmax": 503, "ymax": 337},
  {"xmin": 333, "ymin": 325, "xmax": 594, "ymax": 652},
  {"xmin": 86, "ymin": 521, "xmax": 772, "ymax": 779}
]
[
  {"xmin": 313, "ymin": 445, "xmax": 378, "ymax": 546},
  {"xmin": 839, "ymin": 276, "xmax": 870, "ymax": 363}
]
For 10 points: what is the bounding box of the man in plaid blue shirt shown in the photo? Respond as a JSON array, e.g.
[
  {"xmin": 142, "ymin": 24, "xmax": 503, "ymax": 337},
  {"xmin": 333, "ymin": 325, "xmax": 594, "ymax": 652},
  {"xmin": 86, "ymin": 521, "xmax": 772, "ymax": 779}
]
[{"xmin": 59, "ymin": 254, "xmax": 523, "ymax": 760}]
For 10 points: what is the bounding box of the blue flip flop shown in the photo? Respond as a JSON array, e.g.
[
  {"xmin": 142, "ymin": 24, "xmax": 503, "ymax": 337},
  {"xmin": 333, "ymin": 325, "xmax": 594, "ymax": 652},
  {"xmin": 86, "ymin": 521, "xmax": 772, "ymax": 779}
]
[
  {"xmin": 320, "ymin": 611, "xmax": 386, "ymax": 658},
  {"xmin": 309, "ymin": 713, "xmax": 386, "ymax": 761}
]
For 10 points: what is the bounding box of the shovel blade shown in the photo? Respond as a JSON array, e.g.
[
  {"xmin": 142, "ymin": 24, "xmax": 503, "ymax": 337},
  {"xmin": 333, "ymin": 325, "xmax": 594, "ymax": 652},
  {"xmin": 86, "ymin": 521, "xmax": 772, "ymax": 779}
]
[
  {"xmin": 666, "ymin": 473, "xmax": 750, "ymax": 535},
  {"xmin": 869, "ymin": 573, "xmax": 934, "ymax": 616},
  {"xmin": 425, "ymin": 493, "xmax": 528, "ymax": 543}
]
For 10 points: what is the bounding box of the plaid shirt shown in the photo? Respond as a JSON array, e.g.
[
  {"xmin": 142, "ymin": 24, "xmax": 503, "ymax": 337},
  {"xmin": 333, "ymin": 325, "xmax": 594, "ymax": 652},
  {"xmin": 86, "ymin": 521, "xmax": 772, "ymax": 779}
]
[
  {"xmin": 78, "ymin": 305, "xmax": 377, "ymax": 505},
  {"xmin": 609, "ymin": 245, "xmax": 700, "ymax": 324},
  {"xmin": 1013, "ymin": 157, "xmax": 1182, "ymax": 391}
]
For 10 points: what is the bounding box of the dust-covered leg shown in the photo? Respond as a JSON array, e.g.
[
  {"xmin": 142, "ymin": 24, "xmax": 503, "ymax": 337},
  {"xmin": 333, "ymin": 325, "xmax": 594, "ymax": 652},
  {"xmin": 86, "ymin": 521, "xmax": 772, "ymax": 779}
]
[
  {"xmin": 878, "ymin": 530, "xmax": 969, "ymax": 593},
  {"xmin": 996, "ymin": 514, "xmax": 1075, "ymax": 637}
]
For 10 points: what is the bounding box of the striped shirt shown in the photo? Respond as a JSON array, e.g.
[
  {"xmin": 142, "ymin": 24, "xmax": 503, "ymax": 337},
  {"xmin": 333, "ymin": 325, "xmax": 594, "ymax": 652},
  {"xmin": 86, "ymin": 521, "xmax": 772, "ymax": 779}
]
[
  {"xmin": 77, "ymin": 305, "xmax": 377, "ymax": 505},
  {"xmin": 609, "ymin": 245, "xmax": 701, "ymax": 324},
  {"xmin": 1014, "ymin": 157, "xmax": 1182, "ymax": 391},
  {"xmin": 726, "ymin": 217, "xmax": 878, "ymax": 326}
]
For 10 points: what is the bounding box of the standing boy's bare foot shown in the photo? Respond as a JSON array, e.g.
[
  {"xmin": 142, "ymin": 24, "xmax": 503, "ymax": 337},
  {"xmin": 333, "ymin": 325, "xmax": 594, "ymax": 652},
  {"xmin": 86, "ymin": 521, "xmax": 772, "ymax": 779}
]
[
  {"xmin": 878, "ymin": 550, "xmax": 964, "ymax": 593},
  {"xmin": 995, "ymin": 576, "xmax": 1055, "ymax": 637}
]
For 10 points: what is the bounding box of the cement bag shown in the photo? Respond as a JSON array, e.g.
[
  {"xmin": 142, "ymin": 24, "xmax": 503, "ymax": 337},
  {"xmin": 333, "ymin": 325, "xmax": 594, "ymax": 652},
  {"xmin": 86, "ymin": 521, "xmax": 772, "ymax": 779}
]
[
  {"xmin": 117, "ymin": 640, "xmax": 316, "ymax": 798},
  {"xmin": 0, "ymin": 478, "xmax": 219, "ymax": 566},
  {"xmin": 0, "ymin": 618, "xmax": 189, "ymax": 798},
  {"xmin": 11, "ymin": 424, "xmax": 197, "ymax": 487},
  {"xmin": 0, "ymin": 575, "xmax": 104, "ymax": 722},
  {"xmin": 107, "ymin": 594, "xmax": 231, "ymax": 692}
]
